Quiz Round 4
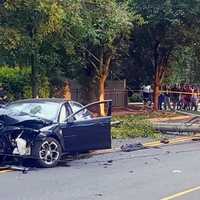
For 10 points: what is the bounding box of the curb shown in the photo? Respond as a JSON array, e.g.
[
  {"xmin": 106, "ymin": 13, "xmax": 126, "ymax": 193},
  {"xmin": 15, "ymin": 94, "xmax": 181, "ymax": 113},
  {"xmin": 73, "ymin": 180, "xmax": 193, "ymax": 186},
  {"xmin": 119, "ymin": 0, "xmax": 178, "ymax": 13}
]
[{"xmin": 91, "ymin": 135, "xmax": 200, "ymax": 155}]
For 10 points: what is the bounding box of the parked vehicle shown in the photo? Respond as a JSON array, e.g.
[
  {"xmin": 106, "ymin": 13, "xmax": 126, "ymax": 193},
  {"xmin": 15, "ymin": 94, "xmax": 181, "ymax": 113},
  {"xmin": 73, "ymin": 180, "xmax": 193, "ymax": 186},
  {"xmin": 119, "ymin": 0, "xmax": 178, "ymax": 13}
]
[{"xmin": 0, "ymin": 98, "xmax": 112, "ymax": 168}]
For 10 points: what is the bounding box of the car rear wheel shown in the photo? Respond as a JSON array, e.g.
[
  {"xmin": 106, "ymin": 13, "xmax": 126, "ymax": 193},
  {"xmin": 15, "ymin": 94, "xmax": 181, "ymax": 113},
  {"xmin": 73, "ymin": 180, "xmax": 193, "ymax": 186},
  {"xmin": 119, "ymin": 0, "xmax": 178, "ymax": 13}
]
[{"xmin": 32, "ymin": 137, "xmax": 62, "ymax": 168}]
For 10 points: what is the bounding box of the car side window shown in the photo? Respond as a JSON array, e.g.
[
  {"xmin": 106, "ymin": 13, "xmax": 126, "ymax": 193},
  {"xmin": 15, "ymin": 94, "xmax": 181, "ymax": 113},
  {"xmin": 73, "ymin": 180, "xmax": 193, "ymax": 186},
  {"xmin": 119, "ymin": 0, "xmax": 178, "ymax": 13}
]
[
  {"xmin": 69, "ymin": 101, "xmax": 92, "ymax": 121},
  {"xmin": 59, "ymin": 105, "xmax": 69, "ymax": 123}
]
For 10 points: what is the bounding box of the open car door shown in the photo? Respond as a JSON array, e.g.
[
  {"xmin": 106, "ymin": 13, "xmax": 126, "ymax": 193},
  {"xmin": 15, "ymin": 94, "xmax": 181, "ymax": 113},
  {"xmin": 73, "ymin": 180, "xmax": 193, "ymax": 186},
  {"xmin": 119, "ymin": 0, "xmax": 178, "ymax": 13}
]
[{"xmin": 61, "ymin": 100, "xmax": 112, "ymax": 153}]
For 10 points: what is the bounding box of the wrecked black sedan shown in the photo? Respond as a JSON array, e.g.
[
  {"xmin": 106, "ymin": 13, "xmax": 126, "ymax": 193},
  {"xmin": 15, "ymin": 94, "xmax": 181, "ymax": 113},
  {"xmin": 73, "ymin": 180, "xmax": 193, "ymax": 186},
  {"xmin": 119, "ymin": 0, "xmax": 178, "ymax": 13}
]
[{"xmin": 0, "ymin": 99, "xmax": 112, "ymax": 168}]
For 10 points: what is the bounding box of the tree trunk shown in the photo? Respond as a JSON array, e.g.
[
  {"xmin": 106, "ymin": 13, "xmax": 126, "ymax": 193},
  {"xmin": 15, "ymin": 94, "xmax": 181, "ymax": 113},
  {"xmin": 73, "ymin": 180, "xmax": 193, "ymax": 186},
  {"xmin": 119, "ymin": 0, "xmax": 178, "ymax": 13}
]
[
  {"xmin": 98, "ymin": 53, "xmax": 112, "ymax": 116},
  {"xmin": 152, "ymin": 42, "xmax": 171, "ymax": 111},
  {"xmin": 63, "ymin": 80, "xmax": 72, "ymax": 100},
  {"xmin": 153, "ymin": 67, "xmax": 161, "ymax": 111},
  {"xmin": 99, "ymin": 75, "xmax": 106, "ymax": 116},
  {"xmin": 31, "ymin": 54, "xmax": 38, "ymax": 98}
]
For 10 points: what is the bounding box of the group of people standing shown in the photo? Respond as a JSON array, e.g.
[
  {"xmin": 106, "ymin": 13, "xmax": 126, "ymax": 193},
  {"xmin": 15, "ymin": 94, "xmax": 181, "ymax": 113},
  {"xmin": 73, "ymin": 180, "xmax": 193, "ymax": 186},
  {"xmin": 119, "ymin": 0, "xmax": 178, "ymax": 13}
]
[
  {"xmin": 158, "ymin": 84, "xmax": 199, "ymax": 111},
  {"xmin": 142, "ymin": 84, "xmax": 200, "ymax": 111}
]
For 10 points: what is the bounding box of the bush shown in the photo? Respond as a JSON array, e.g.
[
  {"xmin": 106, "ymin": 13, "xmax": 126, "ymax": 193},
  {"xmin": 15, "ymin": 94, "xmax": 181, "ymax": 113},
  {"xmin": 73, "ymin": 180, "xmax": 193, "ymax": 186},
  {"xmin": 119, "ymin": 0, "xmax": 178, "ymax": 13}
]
[
  {"xmin": 0, "ymin": 66, "xmax": 31, "ymax": 100},
  {"xmin": 0, "ymin": 66, "xmax": 50, "ymax": 100},
  {"xmin": 129, "ymin": 93, "xmax": 143, "ymax": 103},
  {"xmin": 112, "ymin": 115, "xmax": 159, "ymax": 139}
]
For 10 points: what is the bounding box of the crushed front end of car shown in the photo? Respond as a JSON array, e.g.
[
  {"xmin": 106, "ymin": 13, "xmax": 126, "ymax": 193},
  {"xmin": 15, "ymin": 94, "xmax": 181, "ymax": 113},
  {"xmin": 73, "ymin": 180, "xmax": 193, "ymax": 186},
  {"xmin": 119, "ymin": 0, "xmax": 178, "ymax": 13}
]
[{"xmin": 0, "ymin": 113, "xmax": 52, "ymax": 159}]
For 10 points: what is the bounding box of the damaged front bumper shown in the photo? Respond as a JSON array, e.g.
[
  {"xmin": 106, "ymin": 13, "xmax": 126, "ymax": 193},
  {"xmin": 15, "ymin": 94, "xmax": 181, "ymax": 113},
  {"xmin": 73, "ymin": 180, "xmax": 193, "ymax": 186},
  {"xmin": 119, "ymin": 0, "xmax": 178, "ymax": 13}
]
[{"xmin": 0, "ymin": 126, "xmax": 42, "ymax": 158}]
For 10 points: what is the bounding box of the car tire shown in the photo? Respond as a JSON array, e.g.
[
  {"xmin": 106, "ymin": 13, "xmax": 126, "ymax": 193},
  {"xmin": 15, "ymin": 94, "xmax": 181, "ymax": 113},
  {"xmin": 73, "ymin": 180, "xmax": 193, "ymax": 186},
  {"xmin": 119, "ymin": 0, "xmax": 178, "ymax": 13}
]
[{"xmin": 32, "ymin": 137, "xmax": 62, "ymax": 168}]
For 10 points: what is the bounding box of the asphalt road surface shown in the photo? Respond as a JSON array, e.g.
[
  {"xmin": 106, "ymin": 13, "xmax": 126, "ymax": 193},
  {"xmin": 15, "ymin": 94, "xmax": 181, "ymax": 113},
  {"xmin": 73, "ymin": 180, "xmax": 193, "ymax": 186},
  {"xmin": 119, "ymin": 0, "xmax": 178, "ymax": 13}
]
[{"xmin": 1, "ymin": 141, "xmax": 200, "ymax": 200}]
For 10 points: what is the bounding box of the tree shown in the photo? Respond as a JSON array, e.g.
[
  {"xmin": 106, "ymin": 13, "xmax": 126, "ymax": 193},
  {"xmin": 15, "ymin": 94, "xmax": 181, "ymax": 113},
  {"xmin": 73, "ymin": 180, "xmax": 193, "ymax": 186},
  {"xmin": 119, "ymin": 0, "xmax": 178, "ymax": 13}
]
[
  {"xmin": 128, "ymin": 0, "xmax": 200, "ymax": 111},
  {"xmin": 166, "ymin": 46, "xmax": 200, "ymax": 84},
  {"xmin": 0, "ymin": 0, "xmax": 65, "ymax": 97},
  {"xmin": 77, "ymin": 0, "xmax": 142, "ymax": 115}
]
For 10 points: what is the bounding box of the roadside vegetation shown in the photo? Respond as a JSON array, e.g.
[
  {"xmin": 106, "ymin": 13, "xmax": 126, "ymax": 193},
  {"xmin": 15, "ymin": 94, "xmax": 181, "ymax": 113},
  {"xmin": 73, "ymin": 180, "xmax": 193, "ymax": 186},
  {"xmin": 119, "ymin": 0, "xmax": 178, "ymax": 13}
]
[
  {"xmin": 112, "ymin": 115, "xmax": 160, "ymax": 139},
  {"xmin": 0, "ymin": 66, "xmax": 49, "ymax": 100}
]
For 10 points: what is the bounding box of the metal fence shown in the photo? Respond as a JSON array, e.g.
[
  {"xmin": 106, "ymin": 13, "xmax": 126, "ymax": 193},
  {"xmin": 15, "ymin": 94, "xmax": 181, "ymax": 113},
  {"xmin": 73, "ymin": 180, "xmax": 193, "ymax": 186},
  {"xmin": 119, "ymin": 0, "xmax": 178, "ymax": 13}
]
[
  {"xmin": 71, "ymin": 88, "xmax": 128, "ymax": 107},
  {"xmin": 105, "ymin": 89, "xmax": 128, "ymax": 107}
]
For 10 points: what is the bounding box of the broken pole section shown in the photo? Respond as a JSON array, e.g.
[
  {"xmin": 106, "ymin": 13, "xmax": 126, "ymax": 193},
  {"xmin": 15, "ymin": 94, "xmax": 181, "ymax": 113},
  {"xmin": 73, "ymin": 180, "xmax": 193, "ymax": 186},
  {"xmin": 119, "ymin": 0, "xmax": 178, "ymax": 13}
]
[{"xmin": 153, "ymin": 122, "xmax": 200, "ymax": 133}]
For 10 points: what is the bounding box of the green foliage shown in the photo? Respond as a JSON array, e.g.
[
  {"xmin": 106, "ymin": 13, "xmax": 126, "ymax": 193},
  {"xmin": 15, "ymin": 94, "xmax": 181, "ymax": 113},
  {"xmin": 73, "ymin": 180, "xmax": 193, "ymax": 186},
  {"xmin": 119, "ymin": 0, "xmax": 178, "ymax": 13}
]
[
  {"xmin": 129, "ymin": 93, "xmax": 143, "ymax": 102},
  {"xmin": 0, "ymin": 0, "xmax": 200, "ymax": 100},
  {"xmin": 38, "ymin": 75, "xmax": 50, "ymax": 98},
  {"xmin": 0, "ymin": 66, "xmax": 31, "ymax": 100},
  {"xmin": 122, "ymin": 0, "xmax": 200, "ymax": 89},
  {"xmin": 112, "ymin": 115, "xmax": 159, "ymax": 139},
  {"xmin": 0, "ymin": 0, "xmax": 76, "ymax": 96},
  {"xmin": 0, "ymin": 66, "xmax": 50, "ymax": 100},
  {"xmin": 80, "ymin": 0, "xmax": 136, "ymax": 47},
  {"xmin": 73, "ymin": 0, "xmax": 143, "ymax": 103},
  {"xmin": 165, "ymin": 46, "xmax": 200, "ymax": 84}
]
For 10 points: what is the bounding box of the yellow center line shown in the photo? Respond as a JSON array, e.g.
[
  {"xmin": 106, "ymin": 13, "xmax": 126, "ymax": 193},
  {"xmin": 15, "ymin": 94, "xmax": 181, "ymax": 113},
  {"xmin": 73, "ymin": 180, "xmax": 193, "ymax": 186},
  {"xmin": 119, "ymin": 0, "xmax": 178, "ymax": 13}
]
[
  {"xmin": 161, "ymin": 186, "xmax": 200, "ymax": 200},
  {"xmin": 100, "ymin": 137, "xmax": 190, "ymax": 153},
  {"xmin": 169, "ymin": 138, "xmax": 193, "ymax": 144},
  {"xmin": 145, "ymin": 136, "xmax": 191, "ymax": 145},
  {"xmin": 144, "ymin": 136, "xmax": 193, "ymax": 147}
]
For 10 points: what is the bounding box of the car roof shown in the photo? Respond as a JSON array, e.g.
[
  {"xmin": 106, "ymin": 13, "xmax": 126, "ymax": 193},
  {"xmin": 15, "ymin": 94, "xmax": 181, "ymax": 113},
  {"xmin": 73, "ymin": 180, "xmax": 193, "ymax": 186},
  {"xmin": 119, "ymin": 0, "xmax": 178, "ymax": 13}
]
[{"xmin": 10, "ymin": 98, "xmax": 68, "ymax": 104}]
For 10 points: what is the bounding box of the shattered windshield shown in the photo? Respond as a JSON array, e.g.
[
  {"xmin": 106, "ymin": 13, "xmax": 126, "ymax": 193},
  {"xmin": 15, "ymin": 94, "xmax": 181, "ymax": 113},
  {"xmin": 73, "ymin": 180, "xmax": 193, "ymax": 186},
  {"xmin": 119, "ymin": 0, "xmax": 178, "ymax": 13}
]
[{"xmin": 4, "ymin": 101, "xmax": 60, "ymax": 121}]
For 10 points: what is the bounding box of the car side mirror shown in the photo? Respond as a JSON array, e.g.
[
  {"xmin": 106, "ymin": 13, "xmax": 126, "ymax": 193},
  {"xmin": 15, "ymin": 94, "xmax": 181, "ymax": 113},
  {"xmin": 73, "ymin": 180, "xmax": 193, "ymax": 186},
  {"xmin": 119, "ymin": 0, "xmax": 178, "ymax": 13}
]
[{"xmin": 66, "ymin": 117, "xmax": 74, "ymax": 124}]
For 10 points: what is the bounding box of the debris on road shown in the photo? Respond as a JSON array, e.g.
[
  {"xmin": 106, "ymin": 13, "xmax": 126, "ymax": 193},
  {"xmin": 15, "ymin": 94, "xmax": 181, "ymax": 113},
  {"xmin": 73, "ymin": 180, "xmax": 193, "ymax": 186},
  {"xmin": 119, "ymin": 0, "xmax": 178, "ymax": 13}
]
[
  {"xmin": 192, "ymin": 137, "xmax": 200, "ymax": 141},
  {"xmin": 0, "ymin": 165, "xmax": 30, "ymax": 174},
  {"xmin": 103, "ymin": 161, "xmax": 113, "ymax": 167},
  {"xmin": 121, "ymin": 143, "xmax": 145, "ymax": 152},
  {"xmin": 95, "ymin": 193, "xmax": 103, "ymax": 197},
  {"xmin": 160, "ymin": 138, "xmax": 170, "ymax": 144}
]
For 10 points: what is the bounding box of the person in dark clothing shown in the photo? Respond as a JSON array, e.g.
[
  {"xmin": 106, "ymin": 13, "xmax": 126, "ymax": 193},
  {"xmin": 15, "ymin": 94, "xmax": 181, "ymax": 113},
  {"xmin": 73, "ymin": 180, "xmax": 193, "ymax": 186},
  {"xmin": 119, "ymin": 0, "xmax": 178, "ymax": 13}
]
[
  {"xmin": 158, "ymin": 86, "xmax": 164, "ymax": 110},
  {"xmin": 142, "ymin": 85, "xmax": 152, "ymax": 109},
  {"xmin": 171, "ymin": 84, "xmax": 179, "ymax": 111},
  {"xmin": 191, "ymin": 88, "xmax": 198, "ymax": 111},
  {"xmin": 163, "ymin": 85, "xmax": 171, "ymax": 110},
  {"xmin": 183, "ymin": 85, "xmax": 192, "ymax": 110}
]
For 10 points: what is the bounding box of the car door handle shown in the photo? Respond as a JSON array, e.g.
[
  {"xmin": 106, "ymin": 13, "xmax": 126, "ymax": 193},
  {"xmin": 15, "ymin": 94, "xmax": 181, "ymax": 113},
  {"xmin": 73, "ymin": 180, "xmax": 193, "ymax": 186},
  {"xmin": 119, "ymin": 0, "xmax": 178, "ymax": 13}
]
[
  {"xmin": 99, "ymin": 122, "xmax": 106, "ymax": 126},
  {"xmin": 78, "ymin": 122, "xmax": 96, "ymax": 127}
]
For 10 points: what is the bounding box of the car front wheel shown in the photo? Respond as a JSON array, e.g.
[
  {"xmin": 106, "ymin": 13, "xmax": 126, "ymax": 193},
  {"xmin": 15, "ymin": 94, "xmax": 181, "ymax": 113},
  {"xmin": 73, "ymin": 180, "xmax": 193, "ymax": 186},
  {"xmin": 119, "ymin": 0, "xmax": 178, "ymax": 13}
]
[{"xmin": 32, "ymin": 137, "xmax": 62, "ymax": 168}]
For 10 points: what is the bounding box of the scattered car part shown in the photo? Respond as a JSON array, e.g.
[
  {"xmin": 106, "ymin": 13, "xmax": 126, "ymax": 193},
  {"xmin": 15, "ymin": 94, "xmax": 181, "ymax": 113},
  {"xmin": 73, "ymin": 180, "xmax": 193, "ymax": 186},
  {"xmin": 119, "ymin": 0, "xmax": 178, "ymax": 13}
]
[
  {"xmin": 111, "ymin": 121, "xmax": 121, "ymax": 127},
  {"xmin": 5, "ymin": 165, "xmax": 29, "ymax": 174},
  {"xmin": 121, "ymin": 143, "xmax": 145, "ymax": 152},
  {"xmin": 160, "ymin": 138, "xmax": 169, "ymax": 144}
]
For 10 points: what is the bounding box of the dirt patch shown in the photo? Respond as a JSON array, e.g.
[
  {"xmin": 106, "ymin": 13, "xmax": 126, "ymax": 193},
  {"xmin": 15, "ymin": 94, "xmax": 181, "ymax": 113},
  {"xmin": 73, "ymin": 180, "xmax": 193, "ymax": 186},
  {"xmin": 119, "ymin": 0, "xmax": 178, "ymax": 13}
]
[
  {"xmin": 149, "ymin": 115, "xmax": 192, "ymax": 123},
  {"xmin": 112, "ymin": 104, "xmax": 186, "ymax": 119},
  {"xmin": 112, "ymin": 104, "xmax": 147, "ymax": 116}
]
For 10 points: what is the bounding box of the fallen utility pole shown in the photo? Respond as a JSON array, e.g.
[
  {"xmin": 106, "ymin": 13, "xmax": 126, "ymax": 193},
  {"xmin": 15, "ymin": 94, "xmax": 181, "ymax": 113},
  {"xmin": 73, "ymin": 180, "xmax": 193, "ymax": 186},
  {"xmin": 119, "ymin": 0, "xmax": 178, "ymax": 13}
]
[
  {"xmin": 153, "ymin": 111, "xmax": 200, "ymax": 134},
  {"xmin": 153, "ymin": 122, "xmax": 200, "ymax": 133}
]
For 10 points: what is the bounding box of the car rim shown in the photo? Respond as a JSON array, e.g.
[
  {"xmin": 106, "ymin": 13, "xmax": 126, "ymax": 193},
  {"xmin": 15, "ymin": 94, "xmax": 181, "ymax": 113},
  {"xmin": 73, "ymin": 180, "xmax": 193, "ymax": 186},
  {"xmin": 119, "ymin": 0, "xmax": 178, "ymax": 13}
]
[{"xmin": 39, "ymin": 141, "xmax": 60, "ymax": 165}]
